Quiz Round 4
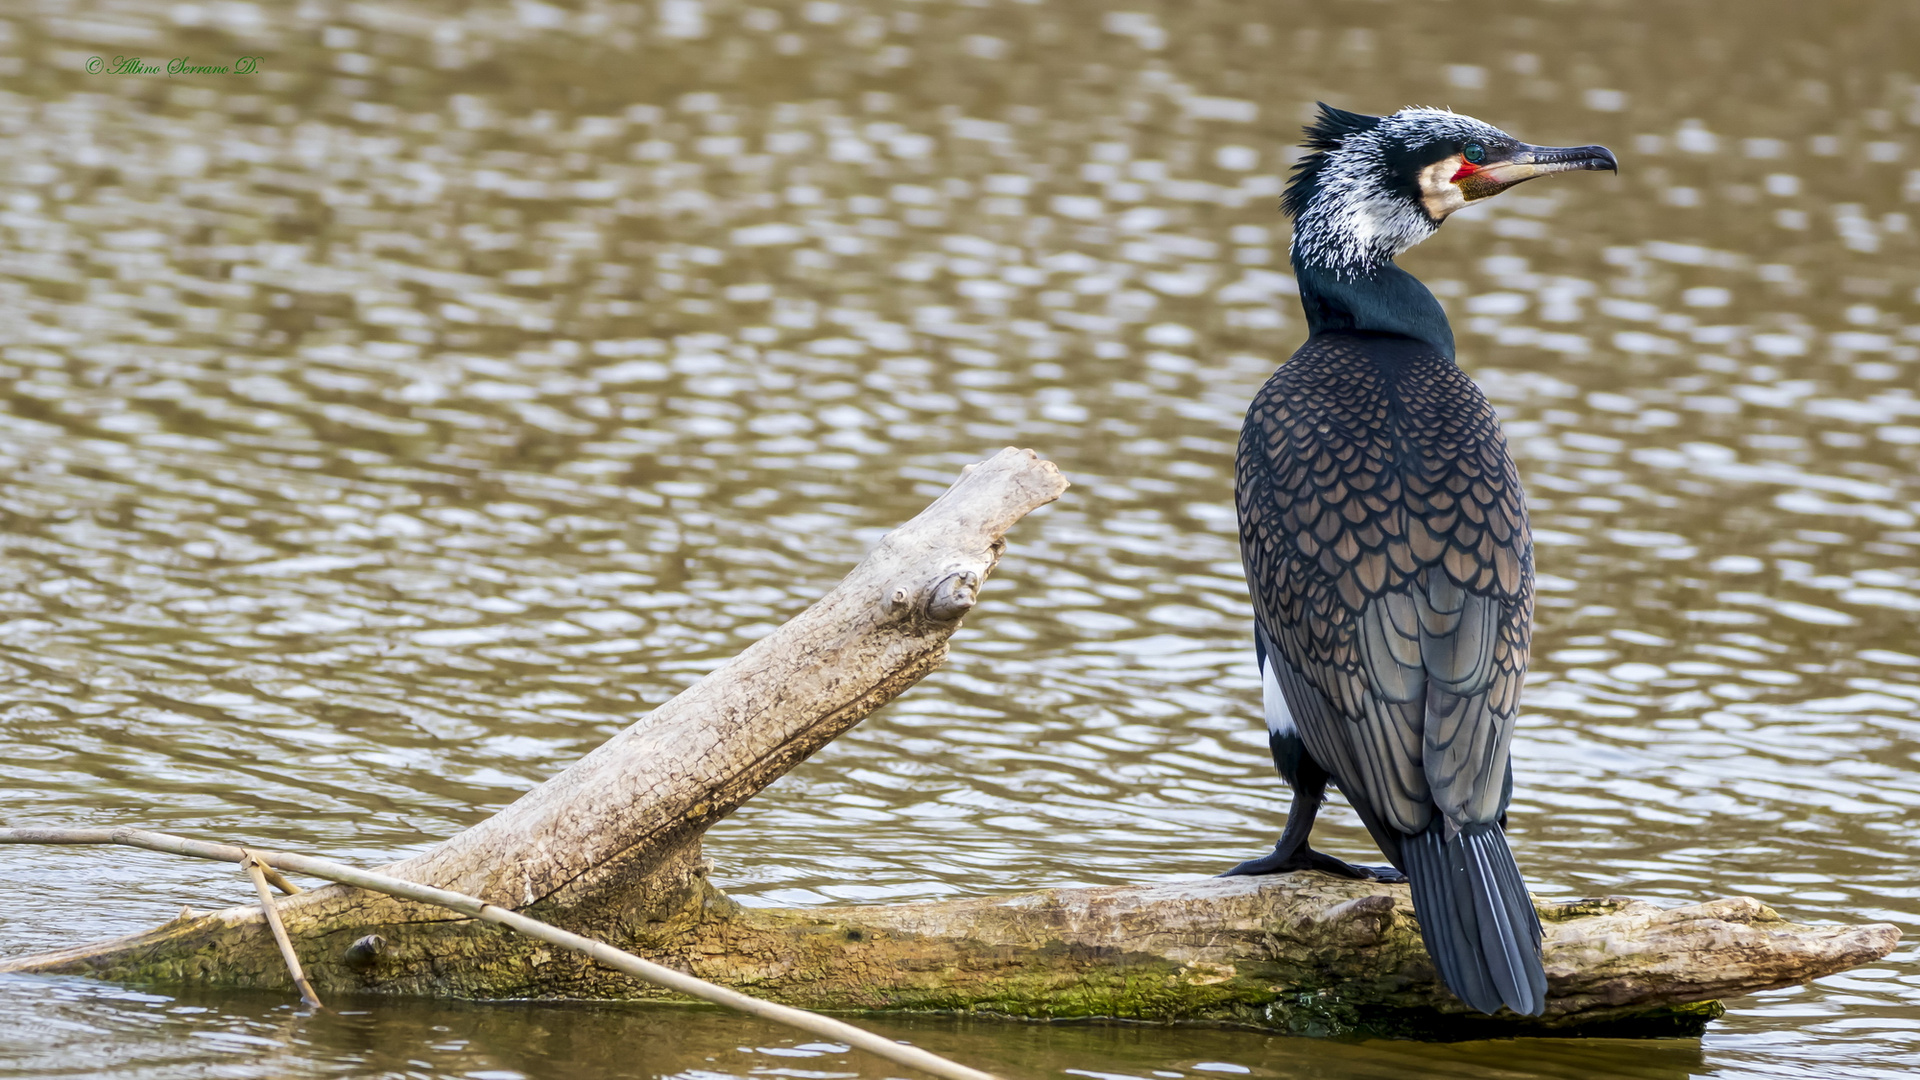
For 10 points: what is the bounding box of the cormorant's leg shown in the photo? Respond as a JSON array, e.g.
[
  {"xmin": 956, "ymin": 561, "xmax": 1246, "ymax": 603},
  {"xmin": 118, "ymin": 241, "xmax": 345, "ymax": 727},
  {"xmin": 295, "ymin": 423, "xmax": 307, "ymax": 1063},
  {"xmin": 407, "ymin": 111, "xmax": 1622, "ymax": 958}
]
[{"xmin": 1221, "ymin": 743, "xmax": 1406, "ymax": 882}]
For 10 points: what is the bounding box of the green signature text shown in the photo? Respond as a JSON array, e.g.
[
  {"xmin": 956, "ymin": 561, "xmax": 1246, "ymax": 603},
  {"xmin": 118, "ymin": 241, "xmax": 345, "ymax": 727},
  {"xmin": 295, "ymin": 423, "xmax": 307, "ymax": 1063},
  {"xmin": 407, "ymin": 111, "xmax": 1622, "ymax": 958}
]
[{"xmin": 86, "ymin": 56, "xmax": 262, "ymax": 76}]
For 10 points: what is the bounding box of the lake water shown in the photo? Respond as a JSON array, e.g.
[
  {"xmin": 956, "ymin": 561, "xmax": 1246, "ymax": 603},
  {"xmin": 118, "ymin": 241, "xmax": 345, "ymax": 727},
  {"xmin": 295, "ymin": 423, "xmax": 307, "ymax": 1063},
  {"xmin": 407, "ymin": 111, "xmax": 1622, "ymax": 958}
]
[{"xmin": 0, "ymin": 0, "xmax": 1915, "ymax": 1077}]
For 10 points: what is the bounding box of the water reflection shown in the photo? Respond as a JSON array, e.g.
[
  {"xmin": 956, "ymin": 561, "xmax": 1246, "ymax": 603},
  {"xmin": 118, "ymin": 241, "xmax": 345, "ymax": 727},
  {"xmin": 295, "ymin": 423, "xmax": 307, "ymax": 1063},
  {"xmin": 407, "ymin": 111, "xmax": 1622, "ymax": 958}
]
[
  {"xmin": 0, "ymin": 977, "xmax": 1718, "ymax": 1080},
  {"xmin": 0, "ymin": 0, "xmax": 1917, "ymax": 1078}
]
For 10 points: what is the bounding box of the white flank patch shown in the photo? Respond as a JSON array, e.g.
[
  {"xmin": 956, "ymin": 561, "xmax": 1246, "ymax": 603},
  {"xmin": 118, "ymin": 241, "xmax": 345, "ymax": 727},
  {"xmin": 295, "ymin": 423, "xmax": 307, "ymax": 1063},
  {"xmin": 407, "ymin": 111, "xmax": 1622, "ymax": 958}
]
[{"xmin": 1261, "ymin": 657, "xmax": 1296, "ymax": 737}]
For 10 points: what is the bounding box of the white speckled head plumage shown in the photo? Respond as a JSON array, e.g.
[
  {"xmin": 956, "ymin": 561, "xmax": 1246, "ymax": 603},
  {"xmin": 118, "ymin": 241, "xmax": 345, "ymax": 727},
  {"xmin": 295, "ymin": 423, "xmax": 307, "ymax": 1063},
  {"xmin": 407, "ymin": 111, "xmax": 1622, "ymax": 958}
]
[{"xmin": 1285, "ymin": 104, "xmax": 1516, "ymax": 280}]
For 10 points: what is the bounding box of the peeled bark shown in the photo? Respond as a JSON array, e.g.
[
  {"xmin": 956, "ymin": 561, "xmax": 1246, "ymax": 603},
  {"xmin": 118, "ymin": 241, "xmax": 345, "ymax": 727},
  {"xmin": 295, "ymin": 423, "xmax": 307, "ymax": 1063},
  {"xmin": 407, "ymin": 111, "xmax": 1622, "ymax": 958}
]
[{"xmin": 0, "ymin": 448, "xmax": 1899, "ymax": 1038}]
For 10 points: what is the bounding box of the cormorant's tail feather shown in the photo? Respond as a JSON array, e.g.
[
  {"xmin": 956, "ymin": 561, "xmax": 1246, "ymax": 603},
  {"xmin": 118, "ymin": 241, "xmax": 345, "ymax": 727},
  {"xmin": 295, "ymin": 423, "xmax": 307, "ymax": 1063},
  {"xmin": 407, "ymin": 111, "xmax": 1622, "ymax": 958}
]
[{"xmin": 1402, "ymin": 820, "xmax": 1547, "ymax": 1016}]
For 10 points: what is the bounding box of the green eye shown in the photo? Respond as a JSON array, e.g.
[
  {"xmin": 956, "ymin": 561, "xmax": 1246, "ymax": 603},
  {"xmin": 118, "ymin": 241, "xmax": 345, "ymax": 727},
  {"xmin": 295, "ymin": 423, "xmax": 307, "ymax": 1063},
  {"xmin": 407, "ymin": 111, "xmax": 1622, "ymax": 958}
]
[{"xmin": 1463, "ymin": 142, "xmax": 1486, "ymax": 164}]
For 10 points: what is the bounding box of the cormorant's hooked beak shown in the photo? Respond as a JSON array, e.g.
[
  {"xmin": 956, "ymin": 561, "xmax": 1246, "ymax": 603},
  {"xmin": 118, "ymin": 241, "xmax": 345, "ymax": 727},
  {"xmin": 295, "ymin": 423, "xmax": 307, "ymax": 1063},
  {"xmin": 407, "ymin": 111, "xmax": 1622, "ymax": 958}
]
[{"xmin": 1459, "ymin": 143, "xmax": 1618, "ymax": 201}]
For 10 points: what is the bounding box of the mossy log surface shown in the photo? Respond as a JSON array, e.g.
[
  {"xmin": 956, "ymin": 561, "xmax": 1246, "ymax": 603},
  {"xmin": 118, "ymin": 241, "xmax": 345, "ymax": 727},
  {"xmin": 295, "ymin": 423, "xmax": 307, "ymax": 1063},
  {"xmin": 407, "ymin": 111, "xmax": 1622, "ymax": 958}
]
[
  {"xmin": 0, "ymin": 449, "xmax": 1899, "ymax": 1039},
  {"xmin": 3, "ymin": 866, "xmax": 1895, "ymax": 1040}
]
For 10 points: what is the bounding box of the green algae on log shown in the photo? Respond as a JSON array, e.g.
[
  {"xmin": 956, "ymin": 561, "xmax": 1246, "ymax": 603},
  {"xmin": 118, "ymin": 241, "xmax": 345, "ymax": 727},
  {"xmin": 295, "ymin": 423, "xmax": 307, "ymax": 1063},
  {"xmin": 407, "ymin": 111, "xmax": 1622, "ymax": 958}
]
[
  {"xmin": 1, "ymin": 864, "xmax": 1893, "ymax": 1040},
  {"xmin": 0, "ymin": 449, "xmax": 1898, "ymax": 1038}
]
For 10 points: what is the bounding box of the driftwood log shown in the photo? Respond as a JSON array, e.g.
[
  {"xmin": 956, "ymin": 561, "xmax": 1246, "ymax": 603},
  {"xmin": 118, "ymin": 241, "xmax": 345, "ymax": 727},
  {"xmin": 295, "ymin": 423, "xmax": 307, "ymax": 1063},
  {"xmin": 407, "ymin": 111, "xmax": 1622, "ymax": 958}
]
[
  {"xmin": 0, "ymin": 448, "xmax": 1898, "ymax": 1038},
  {"xmin": 0, "ymin": 828, "xmax": 1001, "ymax": 1080}
]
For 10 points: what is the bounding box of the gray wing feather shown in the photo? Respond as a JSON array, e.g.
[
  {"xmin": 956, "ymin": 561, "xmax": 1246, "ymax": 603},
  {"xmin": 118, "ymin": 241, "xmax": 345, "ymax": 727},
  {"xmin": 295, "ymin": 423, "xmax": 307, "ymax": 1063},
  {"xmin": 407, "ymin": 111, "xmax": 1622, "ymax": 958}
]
[
  {"xmin": 1275, "ymin": 655, "xmax": 1435, "ymax": 842},
  {"xmin": 1418, "ymin": 580, "xmax": 1520, "ymax": 826},
  {"xmin": 1335, "ymin": 569, "xmax": 1519, "ymax": 833},
  {"xmin": 1360, "ymin": 598, "xmax": 1424, "ymax": 702},
  {"xmin": 1420, "ymin": 582, "xmax": 1498, "ymax": 696}
]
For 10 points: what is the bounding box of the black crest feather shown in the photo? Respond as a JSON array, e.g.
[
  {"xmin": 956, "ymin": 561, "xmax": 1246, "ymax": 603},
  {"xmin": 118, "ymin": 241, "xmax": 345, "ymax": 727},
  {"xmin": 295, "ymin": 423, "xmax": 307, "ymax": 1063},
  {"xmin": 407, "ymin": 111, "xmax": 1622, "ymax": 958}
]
[{"xmin": 1281, "ymin": 102, "xmax": 1382, "ymax": 220}]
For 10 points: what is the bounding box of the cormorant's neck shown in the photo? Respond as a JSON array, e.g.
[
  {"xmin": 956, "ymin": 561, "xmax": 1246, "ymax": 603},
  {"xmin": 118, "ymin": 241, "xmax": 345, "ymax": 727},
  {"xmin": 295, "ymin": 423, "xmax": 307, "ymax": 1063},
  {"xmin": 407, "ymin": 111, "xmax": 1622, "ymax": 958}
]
[{"xmin": 1293, "ymin": 259, "xmax": 1456, "ymax": 361}]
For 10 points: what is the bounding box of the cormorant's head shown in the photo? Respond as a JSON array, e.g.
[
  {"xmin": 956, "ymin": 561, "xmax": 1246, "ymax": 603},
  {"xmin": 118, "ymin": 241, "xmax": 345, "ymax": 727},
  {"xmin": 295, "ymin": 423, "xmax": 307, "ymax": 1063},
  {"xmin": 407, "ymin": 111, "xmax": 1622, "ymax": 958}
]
[{"xmin": 1284, "ymin": 103, "xmax": 1617, "ymax": 279}]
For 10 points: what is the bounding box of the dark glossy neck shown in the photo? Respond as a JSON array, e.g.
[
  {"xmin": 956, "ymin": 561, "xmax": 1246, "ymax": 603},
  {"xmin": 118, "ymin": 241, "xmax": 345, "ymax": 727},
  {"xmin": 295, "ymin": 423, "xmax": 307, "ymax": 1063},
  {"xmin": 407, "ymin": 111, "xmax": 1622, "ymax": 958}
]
[{"xmin": 1293, "ymin": 259, "xmax": 1455, "ymax": 360}]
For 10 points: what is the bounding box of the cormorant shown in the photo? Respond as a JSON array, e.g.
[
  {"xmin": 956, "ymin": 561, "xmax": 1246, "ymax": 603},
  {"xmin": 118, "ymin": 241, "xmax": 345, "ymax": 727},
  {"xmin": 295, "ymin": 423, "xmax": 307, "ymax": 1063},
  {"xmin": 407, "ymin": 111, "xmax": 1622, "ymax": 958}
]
[{"xmin": 1223, "ymin": 104, "xmax": 1616, "ymax": 1017}]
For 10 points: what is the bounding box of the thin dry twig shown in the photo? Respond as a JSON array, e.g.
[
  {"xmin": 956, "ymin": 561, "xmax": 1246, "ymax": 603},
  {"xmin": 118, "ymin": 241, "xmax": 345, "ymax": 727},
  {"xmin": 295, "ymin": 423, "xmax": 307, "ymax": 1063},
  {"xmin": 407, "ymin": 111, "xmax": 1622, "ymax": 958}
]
[
  {"xmin": 0, "ymin": 826, "xmax": 1001, "ymax": 1080},
  {"xmin": 239, "ymin": 851, "xmax": 323, "ymax": 1010},
  {"xmin": 260, "ymin": 866, "xmax": 302, "ymax": 896}
]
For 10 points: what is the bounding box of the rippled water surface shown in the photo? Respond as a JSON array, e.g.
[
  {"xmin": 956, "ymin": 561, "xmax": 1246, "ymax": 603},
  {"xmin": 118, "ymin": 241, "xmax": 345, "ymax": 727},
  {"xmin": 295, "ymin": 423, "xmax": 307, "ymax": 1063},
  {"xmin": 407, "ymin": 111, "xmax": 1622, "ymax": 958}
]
[{"xmin": 0, "ymin": 0, "xmax": 1916, "ymax": 1077}]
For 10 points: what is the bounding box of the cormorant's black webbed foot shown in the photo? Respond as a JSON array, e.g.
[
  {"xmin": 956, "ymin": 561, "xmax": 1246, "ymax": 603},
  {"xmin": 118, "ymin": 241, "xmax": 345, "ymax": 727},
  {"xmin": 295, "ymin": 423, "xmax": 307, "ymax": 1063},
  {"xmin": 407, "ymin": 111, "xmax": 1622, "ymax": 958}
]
[
  {"xmin": 1220, "ymin": 845, "xmax": 1407, "ymax": 883},
  {"xmin": 1347, "ymin": 862, "xmax": 1407, "ymax": 884}
]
